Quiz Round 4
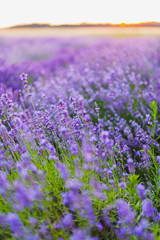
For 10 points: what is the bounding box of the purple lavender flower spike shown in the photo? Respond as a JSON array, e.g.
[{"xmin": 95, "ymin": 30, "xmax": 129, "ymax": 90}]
[
  {"xmin": 142, "ymin": 199, "xmax": 154, "ymax": 218},
  {"xmin": 6, "ymin": 213, "xmax": 24, "ymax": 238},
  {"xmin": 136, "ymin": 184, "xmax": 146, "ymax": 200}
]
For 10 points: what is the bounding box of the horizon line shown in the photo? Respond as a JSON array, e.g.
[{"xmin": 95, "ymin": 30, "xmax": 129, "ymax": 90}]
[{"xmin": 2, "ymin": 21, "xmax": 160, "ymax": 29}]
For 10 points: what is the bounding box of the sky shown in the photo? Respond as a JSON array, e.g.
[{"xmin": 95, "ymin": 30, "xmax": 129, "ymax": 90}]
[{"xmin": 0, "ymin": 0, "xmax": 159, "ymax": 28}]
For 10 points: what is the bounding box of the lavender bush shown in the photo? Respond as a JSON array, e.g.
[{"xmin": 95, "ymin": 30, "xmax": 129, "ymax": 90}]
[{"xmin": 0, "ymin": 37, "xmax": 160, "ymax": 239}]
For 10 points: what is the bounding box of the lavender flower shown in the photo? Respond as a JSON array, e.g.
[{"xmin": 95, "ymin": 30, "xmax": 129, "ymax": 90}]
[
  {"xmin": 116, "ymin": 199, "xmax": 135, "ymax": 224},
  {"xmin": 6, "ymin": 213, "xmax": 24, "ymax": 238},
  {"xmin": 118, "ymin": 182, "xmax": 126, "ymax": 189},
  {"xmin": 61, "ymin": 213, "xmax": 73, "ymax": 228},
  {"xmin": 136, "ymin": 184, "xmax": 146, "ymax": 200},
  {"xmin": 127, "ymin": 158, "xmax": 135, "ymax": 174},
  {"xmin": 65, "ymin": 179, "xmax": 83, "ymax": 190},
  {"xmin": 142, "ymin": 199, "xmax": 154, "ymax": 218},
  {"xmin": 20, "ymin": 73, "xmax": 28, "ymax": 89},
  {"xmin": 71, "ymin": 229, "xmax": 87, "ymax": 240}
]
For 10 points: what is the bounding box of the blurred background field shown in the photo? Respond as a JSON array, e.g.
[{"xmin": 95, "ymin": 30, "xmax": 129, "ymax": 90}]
[{"xmin": 1, "ymin": 27, "xmax": 160, "ymax": 38}]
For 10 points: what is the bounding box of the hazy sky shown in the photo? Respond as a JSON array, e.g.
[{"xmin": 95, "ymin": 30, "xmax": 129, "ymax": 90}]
[{"xmin": 0, "ymin": 0, "xmax": 159, "ymax": 28}]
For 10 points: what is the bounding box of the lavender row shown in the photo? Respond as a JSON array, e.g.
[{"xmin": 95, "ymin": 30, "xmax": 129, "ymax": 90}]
[{"xmin": 0, "ymin": 37, "xmax": 160, "ymax": 239}]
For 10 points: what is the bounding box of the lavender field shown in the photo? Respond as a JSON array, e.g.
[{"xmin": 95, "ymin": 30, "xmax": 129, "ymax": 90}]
[{"xmin": 1, "ymin": 37, "xmax": 160, "ymax": 240}]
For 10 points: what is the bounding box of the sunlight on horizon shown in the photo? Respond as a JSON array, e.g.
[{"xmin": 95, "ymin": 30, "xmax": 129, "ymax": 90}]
[{"xmin": 0, "ymin": 0, "xmax": 159, "ymax": 28}]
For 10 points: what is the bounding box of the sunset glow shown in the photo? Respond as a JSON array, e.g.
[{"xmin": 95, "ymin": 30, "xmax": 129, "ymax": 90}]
[{"xmin": 0, "ymin": 0, "xmax": 159, "ymax": 28}]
